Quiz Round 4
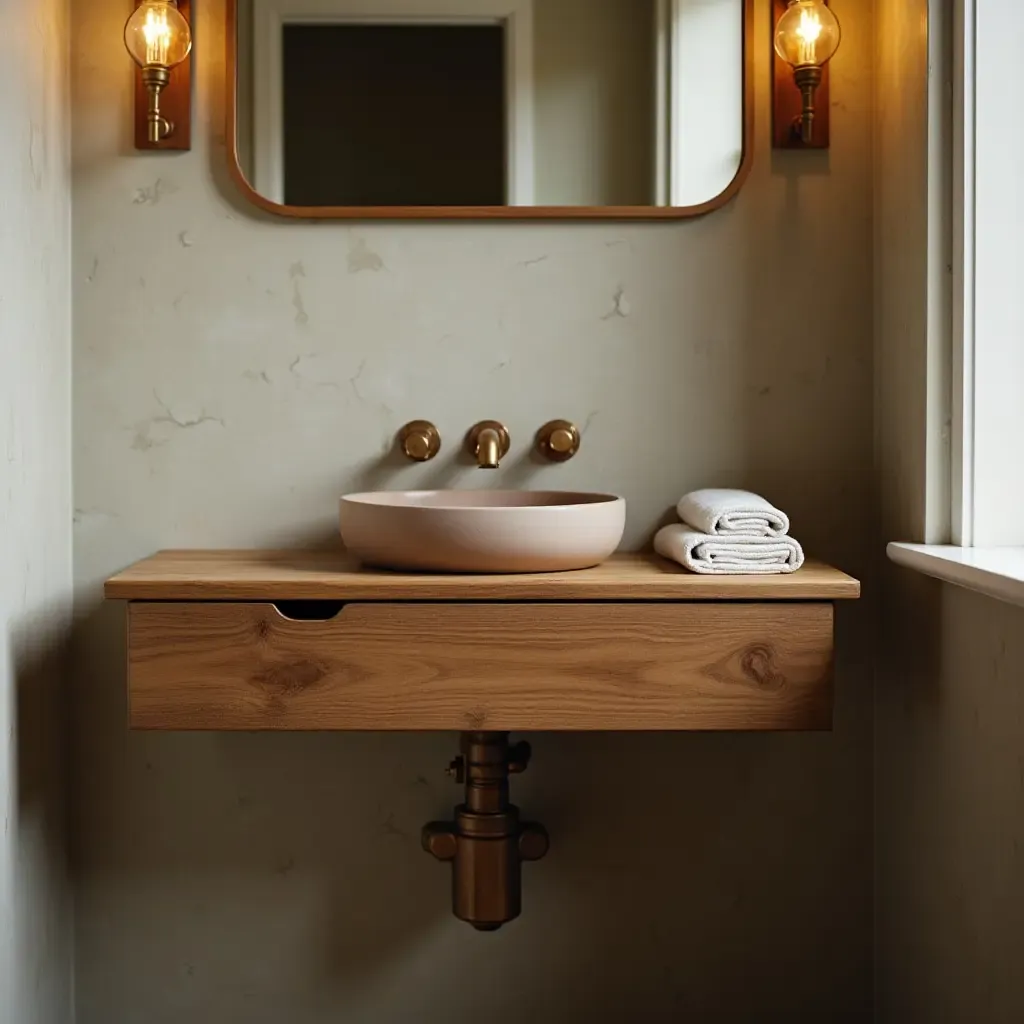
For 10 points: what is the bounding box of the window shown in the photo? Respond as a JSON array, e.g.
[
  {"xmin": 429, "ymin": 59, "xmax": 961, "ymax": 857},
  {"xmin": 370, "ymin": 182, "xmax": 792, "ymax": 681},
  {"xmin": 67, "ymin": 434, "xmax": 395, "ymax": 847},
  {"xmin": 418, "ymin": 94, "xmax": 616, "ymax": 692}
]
[
  {"xmin": 950, "ymin": 0, "xmax": 1024, "ymax": 547},
  {"xmin": 888, "ymin": 0, "xmax": 1024, "ymax": 604}
]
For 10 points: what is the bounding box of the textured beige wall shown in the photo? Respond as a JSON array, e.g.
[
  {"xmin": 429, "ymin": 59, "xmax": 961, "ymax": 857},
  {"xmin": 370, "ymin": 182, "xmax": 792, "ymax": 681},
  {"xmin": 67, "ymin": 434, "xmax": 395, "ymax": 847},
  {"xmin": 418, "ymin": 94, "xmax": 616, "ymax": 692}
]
[
  {"xmin": 876, "ymin": 579, "xmax": 1024, "ymax": 1023},
  {"xmin": 0, "ymin": 1, "xmax": 74, "ymax": 1022},
  {"xmin": 874, "ymin": 1, "xmax": 1024, "ymax": 1019},
  {"xmin": 71, "ymin": 0, "xmax": 875, "ymax": 1020}
]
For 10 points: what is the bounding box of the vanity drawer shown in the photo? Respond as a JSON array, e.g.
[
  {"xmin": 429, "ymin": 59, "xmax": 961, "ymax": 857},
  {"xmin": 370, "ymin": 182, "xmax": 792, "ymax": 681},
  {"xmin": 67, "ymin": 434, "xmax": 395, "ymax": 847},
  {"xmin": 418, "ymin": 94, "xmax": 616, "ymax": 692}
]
[{"xmin": 125, "ymin": 601, "xmax": 835, "ymax": 731}]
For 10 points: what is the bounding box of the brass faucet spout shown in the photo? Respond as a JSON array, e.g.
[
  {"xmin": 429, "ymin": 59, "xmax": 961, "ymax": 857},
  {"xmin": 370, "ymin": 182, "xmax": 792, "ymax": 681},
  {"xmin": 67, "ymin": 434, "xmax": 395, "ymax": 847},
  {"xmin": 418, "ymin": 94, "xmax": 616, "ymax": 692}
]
[
  {"xmin": 466, "ymin": 421, "xmax": 510, "ymax": 470},
  {"xmin": 477, "ymin": 428, "xmax": 501, "ymax": 469}
]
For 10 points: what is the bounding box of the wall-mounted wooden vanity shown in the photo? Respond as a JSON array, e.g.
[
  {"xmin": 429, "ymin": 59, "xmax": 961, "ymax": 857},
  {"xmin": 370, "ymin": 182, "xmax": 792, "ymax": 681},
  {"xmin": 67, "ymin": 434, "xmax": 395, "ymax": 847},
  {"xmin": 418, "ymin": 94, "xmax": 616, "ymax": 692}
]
[
  {"xmin": 106, "ymin": 550, "xmax": 858, "ymax": 732},
  {"xmin": 106, "ymin": 550, "xmax": 859, "ymax": 930}
]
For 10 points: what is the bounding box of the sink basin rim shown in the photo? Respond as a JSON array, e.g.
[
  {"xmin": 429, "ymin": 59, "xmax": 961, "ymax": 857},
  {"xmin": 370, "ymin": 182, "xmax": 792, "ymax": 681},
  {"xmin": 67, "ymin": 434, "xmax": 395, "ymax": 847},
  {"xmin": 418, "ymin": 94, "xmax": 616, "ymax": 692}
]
[{"xmin": 340, "ymin": 489, "xmax": 624, "ymax": 511}]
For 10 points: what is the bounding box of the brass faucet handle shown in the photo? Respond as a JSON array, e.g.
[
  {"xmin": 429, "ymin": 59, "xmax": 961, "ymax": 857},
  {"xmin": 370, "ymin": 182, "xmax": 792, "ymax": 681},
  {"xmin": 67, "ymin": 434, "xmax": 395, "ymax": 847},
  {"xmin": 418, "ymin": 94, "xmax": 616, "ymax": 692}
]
[
  {"xmin": 536, "ymin": 420, "xmax": 581, "ymax": 462},
  {"xmin": 399, "ymin": 421, "xmax": 441, "ymax": 462}
]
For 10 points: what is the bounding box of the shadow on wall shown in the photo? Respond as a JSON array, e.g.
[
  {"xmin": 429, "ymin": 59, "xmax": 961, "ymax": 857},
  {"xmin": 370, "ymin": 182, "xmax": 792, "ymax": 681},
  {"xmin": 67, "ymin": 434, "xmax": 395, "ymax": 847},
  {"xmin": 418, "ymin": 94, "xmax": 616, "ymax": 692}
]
[
  {"xmin": 6, "ymin": 614, "xmax": 72, "ymax": 1024},
  {"xmin": 72, "ymin": 599, "xmax": 449, "ymax": 979},
  {"xmin": 73, "ymin": 592, "xmax": 872, "ymax": 1022},
  {"xmin": 873, "ymin": 567, "xmax": 1024, "ymax": 1022},
  {"xmin": 14, "ymin": 618, "xmax": 70, "ymax": 825},
  {"xmin": 740, "ymin": 144, "xmax": 875, "ymax": 576}
]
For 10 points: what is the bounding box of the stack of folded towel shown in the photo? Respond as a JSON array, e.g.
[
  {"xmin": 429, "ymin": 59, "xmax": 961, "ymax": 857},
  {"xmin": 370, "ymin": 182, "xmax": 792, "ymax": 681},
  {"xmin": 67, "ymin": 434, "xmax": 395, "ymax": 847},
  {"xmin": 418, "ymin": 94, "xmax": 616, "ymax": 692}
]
[{"xmin": 654, "ymin": 489, "xmax": 805, "ymax": 575}]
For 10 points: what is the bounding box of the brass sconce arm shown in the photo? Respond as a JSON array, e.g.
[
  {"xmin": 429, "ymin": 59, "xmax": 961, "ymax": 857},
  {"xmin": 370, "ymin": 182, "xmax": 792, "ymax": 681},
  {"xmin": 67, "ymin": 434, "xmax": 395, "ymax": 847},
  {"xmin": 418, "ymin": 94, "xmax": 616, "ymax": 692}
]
[
  {"xmin": 793, "ymin": 65, "xmax": 823, "ymax": 145},
  {"xmin": 140, "ymin": 66, "xmax": 173, "ymax": 143}
]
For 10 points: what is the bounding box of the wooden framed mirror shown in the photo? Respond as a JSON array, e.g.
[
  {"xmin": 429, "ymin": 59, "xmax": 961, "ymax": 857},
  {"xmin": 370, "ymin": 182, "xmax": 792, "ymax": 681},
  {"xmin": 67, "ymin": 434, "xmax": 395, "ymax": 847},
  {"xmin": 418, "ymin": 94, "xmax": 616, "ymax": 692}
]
[{"xmin": 226, "ymin": 0, "xmax": 753, "ymax": 219}]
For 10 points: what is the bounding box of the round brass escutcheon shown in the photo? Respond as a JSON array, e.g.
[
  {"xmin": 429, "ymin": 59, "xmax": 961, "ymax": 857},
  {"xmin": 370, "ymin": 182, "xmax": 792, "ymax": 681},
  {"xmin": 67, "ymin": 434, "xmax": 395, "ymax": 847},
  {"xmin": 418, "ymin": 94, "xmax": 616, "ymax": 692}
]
[
  {"xmin": 398, "ymin": 420, "xmax": 441, "ymax": 462},
  {"xmin": 536, "ymin": 420, "xmax": 581, "ymax": 462}
]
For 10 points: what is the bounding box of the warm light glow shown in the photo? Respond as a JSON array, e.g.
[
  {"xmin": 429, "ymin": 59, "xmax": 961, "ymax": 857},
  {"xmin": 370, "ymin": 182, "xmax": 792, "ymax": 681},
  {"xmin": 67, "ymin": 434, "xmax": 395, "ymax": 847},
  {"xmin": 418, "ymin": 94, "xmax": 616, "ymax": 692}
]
[
  {"xmin": 143, "ymin": 7, "xmax": 171, "ymax": 65},
  {"xmin": 796, "ymin": 10, "xmax": 822, "ymax": 62},
  {"xmin": 774, "ymin": 0, "xmax": 841, "ymax": 69},
  {"xmin": 124, "ymin": 1, "xmax": 191, "ymax": 69}
]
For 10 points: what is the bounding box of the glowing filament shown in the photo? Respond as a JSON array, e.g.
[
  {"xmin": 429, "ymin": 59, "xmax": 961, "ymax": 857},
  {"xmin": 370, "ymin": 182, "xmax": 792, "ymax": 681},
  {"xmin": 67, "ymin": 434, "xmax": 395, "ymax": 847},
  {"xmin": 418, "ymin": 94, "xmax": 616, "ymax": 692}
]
[
  {"xmin": 143, "ymin": 7, "xmax": 172, "ymax": 65},
  {"xmin": 796, "ymin": 9, "xmax": 823, "ymax": 64}
]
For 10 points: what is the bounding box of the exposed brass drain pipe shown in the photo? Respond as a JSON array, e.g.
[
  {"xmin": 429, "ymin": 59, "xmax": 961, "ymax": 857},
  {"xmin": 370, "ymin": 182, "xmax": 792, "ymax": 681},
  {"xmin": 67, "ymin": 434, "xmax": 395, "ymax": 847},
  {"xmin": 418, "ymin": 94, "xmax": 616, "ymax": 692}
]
[{"xmin": 422, "ymin": 732, "xmax": 549, "ymax": 931}]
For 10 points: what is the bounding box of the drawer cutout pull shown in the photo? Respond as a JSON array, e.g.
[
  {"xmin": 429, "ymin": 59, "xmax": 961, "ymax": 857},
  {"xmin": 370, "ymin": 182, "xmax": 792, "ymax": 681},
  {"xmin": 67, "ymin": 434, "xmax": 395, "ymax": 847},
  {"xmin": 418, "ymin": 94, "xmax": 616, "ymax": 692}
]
[{"xmin": 271, "ymin": 600, "xmax": 347, "ymax": 622}]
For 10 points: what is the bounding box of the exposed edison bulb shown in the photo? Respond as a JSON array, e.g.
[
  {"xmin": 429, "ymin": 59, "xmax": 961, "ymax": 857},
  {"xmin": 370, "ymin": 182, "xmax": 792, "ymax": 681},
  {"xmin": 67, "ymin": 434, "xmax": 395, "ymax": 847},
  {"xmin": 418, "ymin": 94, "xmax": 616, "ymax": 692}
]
[
  {"xmin": 124, "ymin": 0, "xmax": 192, "ymax": 69},
  {"xmin": 774, "ymin": 0, "xmax": 841, "ymax": 69}
]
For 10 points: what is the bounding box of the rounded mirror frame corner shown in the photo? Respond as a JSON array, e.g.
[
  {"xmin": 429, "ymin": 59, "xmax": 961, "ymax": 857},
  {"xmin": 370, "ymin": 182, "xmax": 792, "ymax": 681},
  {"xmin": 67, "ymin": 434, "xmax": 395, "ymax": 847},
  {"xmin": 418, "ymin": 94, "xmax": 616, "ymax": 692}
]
[{"xmin": 224, "ymin": 0, "xmax": 754, "ymax": 222}]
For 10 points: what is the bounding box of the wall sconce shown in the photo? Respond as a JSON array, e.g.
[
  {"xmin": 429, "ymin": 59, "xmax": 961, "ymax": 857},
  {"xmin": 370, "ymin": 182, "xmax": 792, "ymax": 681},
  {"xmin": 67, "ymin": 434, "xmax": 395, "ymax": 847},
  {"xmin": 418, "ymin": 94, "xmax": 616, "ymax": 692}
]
[
  {"xmin": 772, "ymin": 0, "xmax": 841, "ymax": 149},
  {"xmin": 124, "ymin": 0, "xmax": 193, "ymax": 150}
]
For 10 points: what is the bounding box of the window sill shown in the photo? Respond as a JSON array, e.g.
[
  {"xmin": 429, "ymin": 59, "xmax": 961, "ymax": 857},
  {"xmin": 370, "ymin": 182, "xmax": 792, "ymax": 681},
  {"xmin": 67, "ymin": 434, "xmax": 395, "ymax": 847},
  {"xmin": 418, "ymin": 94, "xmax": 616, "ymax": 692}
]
[{"xmin": 887, "ymin": 543, "xmax": 1024, "ymax": 609}]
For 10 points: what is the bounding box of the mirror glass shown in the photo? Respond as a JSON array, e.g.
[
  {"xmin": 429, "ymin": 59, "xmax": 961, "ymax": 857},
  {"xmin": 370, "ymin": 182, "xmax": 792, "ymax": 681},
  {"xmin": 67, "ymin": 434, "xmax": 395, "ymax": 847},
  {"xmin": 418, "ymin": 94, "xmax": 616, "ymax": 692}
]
[{"xmin": 232, "ymin": 0, "xmax": 747, "ymax": 213}]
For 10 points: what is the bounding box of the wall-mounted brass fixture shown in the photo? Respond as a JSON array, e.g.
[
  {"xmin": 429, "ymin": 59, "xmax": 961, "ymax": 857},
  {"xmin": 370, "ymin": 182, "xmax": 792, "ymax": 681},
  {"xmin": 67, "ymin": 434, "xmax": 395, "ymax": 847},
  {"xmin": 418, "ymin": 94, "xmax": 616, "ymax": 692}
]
[
  {"xmin": 536, "ymin": 420, "xmax": 581, "ymax": 462},
  {"xmin": 125, "ymin": 0, "xmax": 193, "ymax": 150},
  {"xmin": 772, "ymin": 0, "xmax": 840, "ymax": 149},
  {"xmin": 423, "ymin": 732, "xmax": 548, "ymax": 931},
  {"xmin": 398, "ymin": 421, "xmax": 441, "ymax": 462},
  {"xmin": 466, "ymin": 422, "xmax": 510, "ymax": 470}
]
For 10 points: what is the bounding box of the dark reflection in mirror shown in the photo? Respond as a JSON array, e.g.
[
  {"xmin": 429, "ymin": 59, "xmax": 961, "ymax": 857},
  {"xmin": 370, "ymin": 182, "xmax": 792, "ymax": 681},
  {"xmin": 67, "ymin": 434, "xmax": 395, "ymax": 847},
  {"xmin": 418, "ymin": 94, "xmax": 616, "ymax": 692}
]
[{"xmin": 283, "ymin": 24, "xmax": 506, "ymax": 206}]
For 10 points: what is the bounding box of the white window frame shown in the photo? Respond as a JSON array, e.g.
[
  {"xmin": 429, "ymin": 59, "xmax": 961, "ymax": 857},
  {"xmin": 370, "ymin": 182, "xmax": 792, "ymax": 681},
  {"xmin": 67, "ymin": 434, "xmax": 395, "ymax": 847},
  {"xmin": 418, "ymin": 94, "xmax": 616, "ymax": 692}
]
[
  {"xmin": 950, "ymin": 0, "xmax": 1024, "ymax": 547},
  {"xmin": 889, "ymin": 0, "xmax": 1024, "ymax": 606},
  {"xmin": 252, "ymin": 0, "xmax": 535, "ymax": 206}
]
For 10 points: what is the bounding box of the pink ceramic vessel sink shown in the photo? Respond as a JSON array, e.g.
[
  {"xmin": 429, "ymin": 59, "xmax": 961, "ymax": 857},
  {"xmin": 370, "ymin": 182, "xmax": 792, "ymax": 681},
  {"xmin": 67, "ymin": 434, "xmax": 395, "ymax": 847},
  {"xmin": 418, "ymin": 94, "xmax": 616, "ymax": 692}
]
[{"xmin": 339, "ymin": 490, "xmax": 626, "ymax": 573}]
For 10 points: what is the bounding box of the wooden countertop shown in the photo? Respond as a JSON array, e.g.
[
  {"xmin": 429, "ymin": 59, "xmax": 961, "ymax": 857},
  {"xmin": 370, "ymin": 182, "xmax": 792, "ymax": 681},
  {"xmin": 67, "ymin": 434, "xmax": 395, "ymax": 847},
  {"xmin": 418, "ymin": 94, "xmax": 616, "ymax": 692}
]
[{"xmin": 105, "ymin": 551, "xmax": 861, "ymax": 602}]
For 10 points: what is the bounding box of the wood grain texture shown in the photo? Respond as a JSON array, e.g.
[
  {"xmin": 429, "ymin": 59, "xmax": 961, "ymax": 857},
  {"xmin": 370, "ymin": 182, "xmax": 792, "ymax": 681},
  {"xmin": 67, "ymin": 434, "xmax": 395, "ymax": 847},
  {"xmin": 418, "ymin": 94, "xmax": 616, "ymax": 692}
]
[
  {"xmin": 223, "ymin": 0, "xmax": 754, "ymax": 219},
  {"xmin": 127, "ymin": 602, "xmax": 835, "ymax": 731},
  {"xmin": 106, "ymin": 551, "xmax": 861, "ymax": 602},
  {"xmin": 771, "ymin": 0, "xmax": 831, "ymax": 149},
  {"xmin": 134, "ymin": 0, "xmax": 192, "ymax": 151}
]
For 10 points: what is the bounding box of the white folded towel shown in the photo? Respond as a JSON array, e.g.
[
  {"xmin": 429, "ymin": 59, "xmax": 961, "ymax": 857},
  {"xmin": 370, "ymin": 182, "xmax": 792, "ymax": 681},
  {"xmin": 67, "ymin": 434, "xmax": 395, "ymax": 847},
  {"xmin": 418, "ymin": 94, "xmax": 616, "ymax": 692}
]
[
  {"xmin": 677, "ymin": 488, "xmax": 790, "ymax": 538},
  {"xmin": 655, "ymin": 524, "xmax": 805, "ymax": 575}
]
